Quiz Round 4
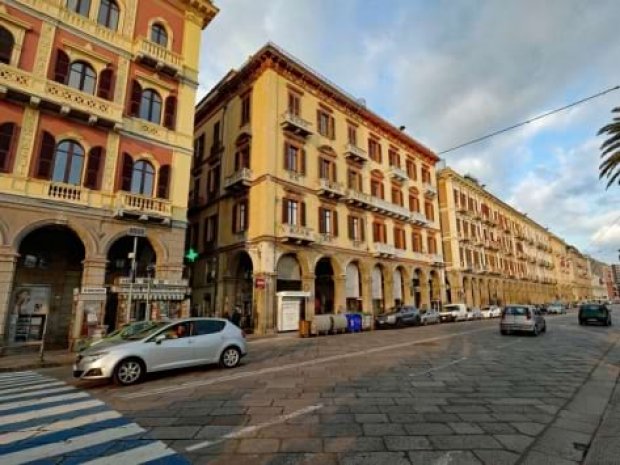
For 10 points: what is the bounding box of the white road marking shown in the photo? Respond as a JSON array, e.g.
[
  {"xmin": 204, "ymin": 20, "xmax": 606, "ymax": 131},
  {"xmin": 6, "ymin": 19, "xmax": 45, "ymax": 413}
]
[
  {"xmin": 409, "ymin": 357, "xmax": 468, "ymax": 377},
  {"xmin": 81, "ymin": 441, "xmax": 176, "ymax": 465},
  {"xmin": 0, "ymin": 423, "xmax": 144, "ymax": 465},
  {"xmin": 0, "ymin": 386, "xmax": 75, "ymax": 403},
  {"xmin": 186, "ymin": 404, "xmax": 323, "ymax": 452},
  {"xmin": 0, "ymin": 392, "xmax": 89, "ymax": 412},
  {"xmin": 0, "ymin": 399, "xmax": 104, "ymax": 425},
  {"xmin": 0, "ymin": 372, "xmax": 40, "ymax": 380},
  {"xmin": 120, "ymin": 326, "xmax": 494, "ymax": 400},
  {"xmin": 0, "ymin": 410, "xmax": 121, "ymax": 445},
  {"xmin": 0, "ymin": 378, "xmax": 58, "ymax": 390},
  {"xmin": 0, "ymin": 381, "xmax": 65, "ymax": 396}
]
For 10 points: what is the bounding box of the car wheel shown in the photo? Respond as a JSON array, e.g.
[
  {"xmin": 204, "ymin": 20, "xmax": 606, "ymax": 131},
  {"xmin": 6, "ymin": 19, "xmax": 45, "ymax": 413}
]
[
  {"xmin": 396, "ymin": 319, "xmax": 404, "ymax": 328},
  {"xmin": 220, "ymin": 346, "xmax": 241, "ymax": 369},
  {"xmin": 542, "ymin": 322, "xmax": 547, "ymax": 333},
  {"xmin": 500, "ymin": 329, "xmax": 508, "ymax": 335},
  {"xmin": 532, "ymin": 326, "xmax": 539, "ymax": 337},
  {"xmin": 113, "ymin": 358, "xmax": 144, "ymax": 386}
]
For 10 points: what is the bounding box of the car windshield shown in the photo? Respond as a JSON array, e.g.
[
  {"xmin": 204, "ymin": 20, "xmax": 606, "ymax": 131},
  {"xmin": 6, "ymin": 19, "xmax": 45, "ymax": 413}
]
[
  {"xmin": 122, "ymin": 321, "xmax": 169, "ymax": 340},
  {"xmin": 444, "ymin": 305, "xmax": 460, "ymax": 311},
  {"xmin": 505, "ymin": 306, "xmax": 528, "ymax": 315}
]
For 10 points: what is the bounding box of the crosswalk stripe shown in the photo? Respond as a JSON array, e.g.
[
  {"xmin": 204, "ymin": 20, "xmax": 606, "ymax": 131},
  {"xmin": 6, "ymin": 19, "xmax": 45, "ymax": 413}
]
[
  {"xmin": 0, "ymin": 399, "xmax": 104, "ymax": 426},
  {"xmin": 0, "ymin": 386, "xmax": 75, "ymax": 403},
  {"xmin": 0, "ymin": 375, "xmax": 47, "ymax": 386},
  {"xmin": 81, "ymin": 441, "xmax": 176, "ymax": 465},
  {"xmin": 0, "ymin": 410, "xmax": 121, "ymax": 445},
  {"xmin": 0, "ymin": 392, "xmax": 89, "ymax": 412},
  {"xmin": 0, "ymin": 423, "xmax": 144, "ymax": 465},
  {"xmin": 0, "ymin": 378, "xmax": 58, "ymax": 390},
  {"xmin": 0, "ymin": 381, "xmax": 65, "ymax": 396},
  {"xmin": 0, "ymin": 372, "xmax": 37, "ymax": 380}
]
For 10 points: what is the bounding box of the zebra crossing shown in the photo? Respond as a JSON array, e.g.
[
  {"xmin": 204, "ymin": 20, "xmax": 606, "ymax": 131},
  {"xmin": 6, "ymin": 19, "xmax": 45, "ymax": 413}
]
[{"xmin": 0, "ymin": 371, "xmax": 189, "ymax": 464}]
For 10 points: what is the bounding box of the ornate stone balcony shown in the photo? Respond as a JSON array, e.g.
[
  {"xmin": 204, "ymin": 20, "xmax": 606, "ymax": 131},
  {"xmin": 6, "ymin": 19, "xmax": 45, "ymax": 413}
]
[
  {"xmin": 0, "ymin": 63, "xmax": 123, "ymax": 126},
  {"xmin": 343, "ymin": 143, "xmax": 369, "ymax": 163},
  {"xmin": 410, "ymin": 211, "xmax": 429, "ymax": 226},
  {"xmin": 224, "ymin": 168, "xmax": 252, "ymax": 191},
  {"xmin": 280, "ymin": 224, "xmax": 315, "ymax": 244},
  {"xmin": 388, "ymin": 165, "xmax": 408, "ymax": 181},
  {"xmin": 116, "ymin": 193, "xmax": 172, "ymax": 217},
  {"xmin": 134, "ymin": 37, "xmax": 183, "ymax": 76},
  {"xmin": 368, "ymin": 196, "xmax": 411, "ymax": 221},
  {"xmin": 424, "ymin": 183, "xmax": 438, "ymax": 198},
  {"xmin": 317, "ymin": 178, "xmax": 345, "ymax": 199},
  {"xmin": 373, "ymin": 242, "xmax": 396, "ymax": 258},
  {"xmin": 344, "ymin": 189, "xmax": 373, "ymax": 208},
  {"xmin": 46, "ymin": 182, "xmax": 84, "ymax": 204},
  {"xmin": 280, "ymin": 111, "xmax": 313, "ymax": 137}
]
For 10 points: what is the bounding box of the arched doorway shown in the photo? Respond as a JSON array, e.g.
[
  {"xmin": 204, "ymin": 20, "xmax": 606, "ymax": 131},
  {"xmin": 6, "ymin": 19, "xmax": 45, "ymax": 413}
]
[
  {"xmin": 276, "ymin": 254, "xmax": 302, "ymax": 291},
  {"xmin": 233, "ymin": 252, "xmax": 254, "ymax": 332},
  {"xmin": 11, "ymin": 226, "xmax": 85, "ymax": 349},
  {"xmin": 393, "ymin": 267, "xmax": 405, "ymax": 307},
  {"xmin": 371, "ymin": 265, "xmax": 385, "ymax": 314},
  {"xmin": 105, "ymin": 235, "xmax": 156, "ymax": 329},
  {"xmin": 315, "ymin": 257, "xmax": 334, "ymax": 314},
  {"xmin": 345, "ymin": 262, "xmax": 362, "ymax": 312}
]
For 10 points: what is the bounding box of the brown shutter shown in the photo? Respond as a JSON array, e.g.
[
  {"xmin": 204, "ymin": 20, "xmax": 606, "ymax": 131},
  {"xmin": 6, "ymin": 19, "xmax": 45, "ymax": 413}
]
[
  {"xmin": 128, "ymin": 80, "xmax": 142, "ymax": 116},
  {"xmin": 97, "ymin": 67, "xmax": 115, "ymax": 100},
  {"xmin": 244, "ymin": 200, "xmax": 249, "ymax": 231},
  {"xmin": 333, "ymin": 209, "xmax": 338, "ymax": 236},
  {"xmin": 300, "ymin": 201, "xmax": 306, "ymax": 226},
  {"xmin": 329, "ymin": 116, "xmax": 335, "ymax": 139},
  {"xmin": 35, "ymin": 131, "xmax": 55, "ymax": 180},
  {"xmin": 232, "ymin": 203, "xmax": 237, "ymax": 233},
  {"xmin": 84, "ymin": 146, "xmax": 104, "ymax": 190},
  {"xmin": 0, "ymin": 123, "xmax": 18, "ymax": 173},
  {"xmin": 53, "ymin": 49, "xmax": 70, "ymax": 83},
  {"xmin": 300, "ymin": 148, "xmax": 306, "ymax": 175},
  {"xmin": 316, "ymin": 110, "xmax": 321, "ymax": 134},
  {"xmin": 348, "ymin": 216, "xmax": 354, "ymax": 240},
  {"xmin": 164, "ymin": 96, "xmax": 177, "ymax": 130},
  {"xmin": 318, "ymin": 207, "xmax": 325, "ymax": 233},
  {"xmin": 120, "ymin": 153, "xmax": 133, "ymax": 191},
  {"xmin": 332, "ymin": 162, "xmax": 337, "ymax": 182},
  {"xmin": 283, "ymin": 142, "xmax": 289, "ymax": 170},
  {"xmin": 157, "ymin": 165, "xmax": 170, "ymax": 199},
  {"xmin": 360, "ymin": 218, "xmax": 365, "ymax": 241},
  {"xmin": 282, "ymin": 199, "xmax": 288, "ymax": 224}
]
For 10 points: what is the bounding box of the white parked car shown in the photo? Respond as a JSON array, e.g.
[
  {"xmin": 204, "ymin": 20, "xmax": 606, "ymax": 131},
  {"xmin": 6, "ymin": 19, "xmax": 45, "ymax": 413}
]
[
  {"xmin": 420, "ymin": 308, "xmax": 441, "ymax": 325},
  {"xmin": 440, "ymin": 304, "xmax": 469, "ymax": 322},
  {"xmin": 481, "ymin": 305, "xmax": 502, "ymax": 318},
  {"xmin": 467, "ymin": 307, "xmax": 483, "ymax": 320},
  {"xmin": 74, "ymin": 318, "xmax": 247, "ymax": 386},
  {"xmin": 547, "ymin": 303, "xmax": 565, "ymax": 315}
]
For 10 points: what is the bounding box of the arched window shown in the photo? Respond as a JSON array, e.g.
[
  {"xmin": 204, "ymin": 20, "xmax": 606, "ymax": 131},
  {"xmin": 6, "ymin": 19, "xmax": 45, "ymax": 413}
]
[
  {"xmin": 68, "ymin": 61, "xmax": 97, "ymax": 94},
  {"xmin": 52, "ymin": 140, "xmax": 85, "ymax": 185},
  {"xmin": 150, "ymin": 23, "xmax": 168, "ymax": 47},
  {"xmin": 97, "ymin": 0, "xmax": 120, "ymax": 30},
  {"xmin": 131, "ymin": 160, "xmax": 155, "ymax": 196},
  {"xmin": 139, "ymin": 89, "xmax": 162, "ymax": 124},
  {"xmin": 0, "ymin": 27, "xmax": 14, "ymax": 65},
  {"xmin": 66, "ymin": 0, "xmax": 91, "ymax": 17}
]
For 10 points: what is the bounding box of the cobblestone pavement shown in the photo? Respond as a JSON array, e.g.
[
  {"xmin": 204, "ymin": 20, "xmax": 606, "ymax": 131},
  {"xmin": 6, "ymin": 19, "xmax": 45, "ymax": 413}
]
[{"xmin": 38, "ymin": 309, "xmax": 620, "ymax": 465}]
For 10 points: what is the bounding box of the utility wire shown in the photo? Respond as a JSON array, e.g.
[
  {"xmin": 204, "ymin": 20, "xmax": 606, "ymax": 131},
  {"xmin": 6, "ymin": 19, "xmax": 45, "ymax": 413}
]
[{"xmin": 438, "ymin": 85, "xmax": 620, "ymax": 155}]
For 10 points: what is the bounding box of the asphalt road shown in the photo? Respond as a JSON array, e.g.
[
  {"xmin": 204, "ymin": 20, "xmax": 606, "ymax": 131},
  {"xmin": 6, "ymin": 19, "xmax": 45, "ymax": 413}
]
[{"xmin": 33, "ymin": 308, "xmax": 620, "ymax": 465}]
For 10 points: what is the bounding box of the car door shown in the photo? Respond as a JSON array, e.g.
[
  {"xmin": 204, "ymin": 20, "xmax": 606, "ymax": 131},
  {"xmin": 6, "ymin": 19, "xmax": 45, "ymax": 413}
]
[
  {"xmin": 143, "ymin": 322, "xmax": 195, "ymax": 372},
  {"xmin": 191, "ymin": 319, "xmax": 227, "ymax": 364}
]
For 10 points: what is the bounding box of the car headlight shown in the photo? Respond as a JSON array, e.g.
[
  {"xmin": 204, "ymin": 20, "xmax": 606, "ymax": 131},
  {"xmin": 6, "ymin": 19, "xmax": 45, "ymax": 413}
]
[
  {"xmin": 82, "ymin": 351, "xmax": 109, "ymax": 362},
  {"xmin": 387, "ymin": 315, "xmax": 396, "ymax": 323}
]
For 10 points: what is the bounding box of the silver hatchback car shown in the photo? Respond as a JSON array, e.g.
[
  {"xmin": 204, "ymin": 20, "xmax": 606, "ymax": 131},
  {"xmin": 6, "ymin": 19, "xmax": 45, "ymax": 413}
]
[
  {"xmin": 74, "ymin": 318, "xmax": 247, "ymax": 386},
  {"xmin": 500, "ymin": 305, "xmax": 546, "ymax": 336}
]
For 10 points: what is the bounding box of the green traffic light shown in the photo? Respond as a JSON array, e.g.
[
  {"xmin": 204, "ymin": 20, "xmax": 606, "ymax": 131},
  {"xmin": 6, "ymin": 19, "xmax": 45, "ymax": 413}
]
[{"xmin": 185, "ymin": 248, "xmax": 199, "ymax": 263}]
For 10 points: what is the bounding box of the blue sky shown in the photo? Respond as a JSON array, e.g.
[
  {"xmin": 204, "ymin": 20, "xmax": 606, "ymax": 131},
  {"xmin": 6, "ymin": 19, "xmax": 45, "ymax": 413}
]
[{"xmin": 198, "ymin": 0, "xmax": 620, "ymax": 263}]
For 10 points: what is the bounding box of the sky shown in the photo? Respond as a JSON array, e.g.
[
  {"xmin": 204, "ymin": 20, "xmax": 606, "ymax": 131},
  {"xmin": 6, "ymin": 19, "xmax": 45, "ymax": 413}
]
[{"xmin": 198, "ymin": 0, "xmax": 620, "ymax": 264}]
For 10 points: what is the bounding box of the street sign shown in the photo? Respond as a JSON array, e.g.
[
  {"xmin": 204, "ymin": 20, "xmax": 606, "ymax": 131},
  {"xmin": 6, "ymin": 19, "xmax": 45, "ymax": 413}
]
[
  {"xmin": 128, "ymin": 227, "xmax": 146, "ymax": 237},
  {"xmin": 255, "ymin": 278, "xmax": 266, "ymax": 289}
]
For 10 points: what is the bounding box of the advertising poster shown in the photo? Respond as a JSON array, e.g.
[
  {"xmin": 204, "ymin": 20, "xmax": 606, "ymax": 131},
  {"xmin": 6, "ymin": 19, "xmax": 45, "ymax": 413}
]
[{"xmin": 9, "ymin": 285, "xmax": 51, "ymax": 344}]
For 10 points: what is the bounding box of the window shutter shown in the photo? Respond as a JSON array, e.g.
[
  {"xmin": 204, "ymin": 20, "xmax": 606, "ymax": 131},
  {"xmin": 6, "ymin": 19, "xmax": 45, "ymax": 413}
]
[
  {"xmin": 84, "ymin": 146, "xmax": 104, "ymax": 190},
  {"xmin": 283, "ymin": 142, "xmax": 289, "ymax": 170},
  {"xmin": 348, "ymin": 216, "xmax": 354, "ymax": 240},
  {"xmin": 35, "ymin": 131, "xmax": 55, "ymax": 179},
  {"xmin": 329, "ymin": 116, "xmax": 335, "ymax": 139},
  {"xmin": 244, "ymin": 200, "xmax": 249, "ymax": 231},
  {"xmin": 53, "ymin": 49, "xmax": 70, "ymax": 83},
  {"xmin": 360, "ymin": 218, "xmax": 365, "ymax": 242},
  {"xmin": 300, "ymin": 202, "xmax": 306, "ymax": 226},
  {"xmin": 120, "ymin": 153, "xmax": 133, "ymax": 191},
  {"xmin": 282, "ymin": 200, "xmax": 288, "ymax": 224},
  {"xmin": 164, "ymin": 96, "xmax": 177, "ymax": 130},
  {"xmin": 300, "ymin": 148, "xmax": 306, "ymax": 175},
  {"xmin": 7, "ymin": 124, "xmax": 19, "ymax": 174},
  {"xmin": 333, "ymin": 210, "xmax": 338, "ymax": 236},
  {"xmin": 332, "ymin": 162, "xmax": 337, "ymax": 182},
  {"xmin": 128, "ymin": 80, "xmax": 142, "ymax": 116},
  {"xmin": 318, "ymin": 208, "xmax": 325, "ymax": 234},
  {"xmin": 97, "ymin": 67, "xmax": 115, "ymax": 100},
  {"xmin": 157, "ymin": 165, "xmax": 170, "ymax": 199},
  {"xmin": 0, "ymin": 123, "xmax": 18, "ymax": 173},
  {"xmin": 382, "ymin": 224, "xmax": 387, "ymax": 242},
  {"xmin": 232, "ymin": 204, "xmax": 237, "ymax": 233}
]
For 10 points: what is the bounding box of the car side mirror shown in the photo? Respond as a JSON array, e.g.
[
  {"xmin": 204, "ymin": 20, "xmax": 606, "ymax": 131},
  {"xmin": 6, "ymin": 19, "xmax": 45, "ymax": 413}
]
[{"xmin": 154, "ymin": 334, "xmax": 166, "ymax": 345}]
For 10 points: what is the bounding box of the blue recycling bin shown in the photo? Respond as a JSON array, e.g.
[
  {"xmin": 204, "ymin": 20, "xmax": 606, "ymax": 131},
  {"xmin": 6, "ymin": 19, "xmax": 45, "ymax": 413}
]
[
  {"xmin": 352, "ymin": 313, "xmax": 362, "ymax": 332},
  {"xmin": 345, "ymin": 313, "xmax": 356, "ymax": 332}
]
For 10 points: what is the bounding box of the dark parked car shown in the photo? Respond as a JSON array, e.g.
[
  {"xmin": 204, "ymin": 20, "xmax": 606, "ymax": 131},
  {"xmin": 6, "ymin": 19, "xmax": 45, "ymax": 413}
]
[
  {"xmin": 375, "ymin": 306, "xmax": 421, "ymax": 328},
  {"xmin": 578, "ymin": 304, "xmax": 612, "ymax": 326}
]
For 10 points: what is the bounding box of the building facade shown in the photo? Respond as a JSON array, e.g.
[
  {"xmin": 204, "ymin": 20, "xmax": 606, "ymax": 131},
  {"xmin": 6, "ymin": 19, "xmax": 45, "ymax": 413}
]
[
  {"xmin": 189, "ymin": 43, "xmax": 445, "ymax": 334},
  {"xmin": 0, "ymin": 0, "xmax": 218, "ymax": 349},
  {"xmin": 437, "ymin": 169, "xmax": 558, "ymax": 307}
]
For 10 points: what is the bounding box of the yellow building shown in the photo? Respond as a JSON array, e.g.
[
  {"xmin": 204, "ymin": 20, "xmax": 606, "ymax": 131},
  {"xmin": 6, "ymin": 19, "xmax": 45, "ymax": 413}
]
[
  {"xmin": 567, "ymin": 247, "xmax": 592, "ymax": 302},
  {"xmin": 0, "ymin": 0, "xmax": 217, "ymax": 349},
  {"xmin": 437, "ymin": 168, "xmax": 559, "ymax": 306},
  {"xmin": 190, "ymin": 43, "xmax": 445, "ymax": 334}
]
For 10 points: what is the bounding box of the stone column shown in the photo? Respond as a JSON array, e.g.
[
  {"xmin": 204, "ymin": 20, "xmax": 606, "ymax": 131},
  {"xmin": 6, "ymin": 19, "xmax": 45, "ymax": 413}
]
[
  {"xmin": 302, "ymin": 273, "xmax": 315, "ymax": 320},
  {"xmin": 252, "ymin": 272, "xmax": 276, "ymax": 335},
  {"xmin": 81, "ymin": 257, "xmax": 107, "ymax": 288},
  {"xmin": 360, "ymin": 273, "xmax": 373, "ymax": 317},
  {"xmin": 419, "ymin": 274, "xmax": 431, "ymax": 310},
  {"xmin": 333, "ymin": 274, "xmax": 346, "ymax": 314},
  {"xmin": 0, "ymin": 249, "xmax": 17, "ymax": 346},
  {"xmin": 383, "ymin": 269, "xmax": 394, "ymax": 310}
]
